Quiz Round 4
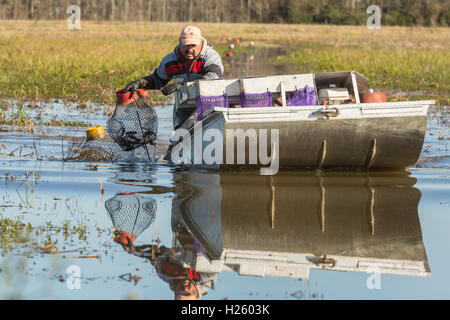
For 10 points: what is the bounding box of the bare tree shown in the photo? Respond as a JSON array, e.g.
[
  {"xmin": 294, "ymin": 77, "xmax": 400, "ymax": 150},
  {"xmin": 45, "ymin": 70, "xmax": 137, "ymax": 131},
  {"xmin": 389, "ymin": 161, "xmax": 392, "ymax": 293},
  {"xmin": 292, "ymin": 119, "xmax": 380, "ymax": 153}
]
[
  {"xmin": 28, "ymin": 0, "xmax": 34, "ymax": 19},
  {"xmin": 188, "ymin": 0, "xmax": 193, "ymax": 21},
  {"xmin": 162, "ymin": 0, "xmax": 166, "ymax": 21},
  {"xmin": 11, "ymin": 0, "xmax": 18, "ymax": 19},
  {"xmin": 110, "ymin": 0, "xmax": 115, "ymax": 20},
  {"xmin": 148, "ymin": 0, "xmax": 152, "ymax": 21}
]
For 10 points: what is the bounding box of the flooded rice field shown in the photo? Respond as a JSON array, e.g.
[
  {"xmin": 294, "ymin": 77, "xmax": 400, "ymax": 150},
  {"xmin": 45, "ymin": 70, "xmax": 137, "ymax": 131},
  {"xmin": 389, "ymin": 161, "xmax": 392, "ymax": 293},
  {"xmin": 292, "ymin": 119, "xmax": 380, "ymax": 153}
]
[{"xmin": 0, "ymin": 98, "xmax": 448, "ymax": 300}]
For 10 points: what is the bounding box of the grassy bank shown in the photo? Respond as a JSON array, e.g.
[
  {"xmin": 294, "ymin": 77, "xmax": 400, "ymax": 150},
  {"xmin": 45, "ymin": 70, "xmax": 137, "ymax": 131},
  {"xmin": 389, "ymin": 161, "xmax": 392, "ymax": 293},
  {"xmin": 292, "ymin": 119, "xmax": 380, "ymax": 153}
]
[{"xmin": 0, "ymin": 21, "xmax": 448, "ymax": 105}]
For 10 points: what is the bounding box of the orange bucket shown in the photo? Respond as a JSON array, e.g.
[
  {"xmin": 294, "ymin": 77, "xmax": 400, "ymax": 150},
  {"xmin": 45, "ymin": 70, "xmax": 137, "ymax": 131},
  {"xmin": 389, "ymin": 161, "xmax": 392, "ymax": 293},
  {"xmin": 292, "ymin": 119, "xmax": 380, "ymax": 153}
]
[
  {"xmin": 361, "ymin": 92, "xmax": 386, "ymax": 103},
  {"xmin": 116, "ymin": 89, "xmax": 148, "ymax": 105}
]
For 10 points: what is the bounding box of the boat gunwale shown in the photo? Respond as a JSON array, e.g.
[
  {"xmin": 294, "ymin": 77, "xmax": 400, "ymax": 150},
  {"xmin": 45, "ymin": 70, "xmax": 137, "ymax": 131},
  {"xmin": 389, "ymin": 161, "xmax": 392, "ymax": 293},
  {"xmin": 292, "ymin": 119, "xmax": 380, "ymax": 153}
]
[{"xmin": 211, "ymin": 100, "xmax": 435, "ymax": 115}]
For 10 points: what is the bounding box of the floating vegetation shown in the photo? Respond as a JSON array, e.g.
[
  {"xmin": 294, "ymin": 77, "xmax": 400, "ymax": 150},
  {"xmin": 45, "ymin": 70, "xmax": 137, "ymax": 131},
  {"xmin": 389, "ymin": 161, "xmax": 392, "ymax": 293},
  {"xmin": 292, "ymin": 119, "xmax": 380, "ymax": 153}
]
[
  {"xmin": 0, "ymin": 218, "xmax": 32, "ymax": 249},
  {"xmin": 0, "ymin": 216, "xmax": 110, "ymax": 254}
]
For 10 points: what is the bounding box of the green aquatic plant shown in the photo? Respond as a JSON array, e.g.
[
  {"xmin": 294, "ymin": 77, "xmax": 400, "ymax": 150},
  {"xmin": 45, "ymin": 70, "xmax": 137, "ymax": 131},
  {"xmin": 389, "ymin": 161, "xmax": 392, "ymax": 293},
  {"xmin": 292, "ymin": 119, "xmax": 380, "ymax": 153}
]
[
  {"xmin": 41, "ymin": 119, "xmax": 92, "ymax": 127},
  {"xmin": 0, "ymin": 101, "xmax": 36, "ymax": 131},
  {"xmin": 73, "ymin": 221, "xmax": 88, "ymax": 241},
  {"xmin": 62, "ymin": 220, "xmax": 70, "ymax": 239},
  {"xmin": 25, "ymin": 171, "xmax": 38, "ymax": 189},
  {"xmin": 0, "ymin": 216, "xmax": 104, "ymax": 254},
  {"xmin": 0, "ymin": 217, "xmax": 32, "ymax": 252}
]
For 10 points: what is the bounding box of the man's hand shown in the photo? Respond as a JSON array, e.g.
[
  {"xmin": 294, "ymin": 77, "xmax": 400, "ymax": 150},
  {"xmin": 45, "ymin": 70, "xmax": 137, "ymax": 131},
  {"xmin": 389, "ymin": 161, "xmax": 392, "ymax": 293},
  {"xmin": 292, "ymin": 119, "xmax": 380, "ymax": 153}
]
[
  {"xmin": 161, "ymin": 79, "xmax": 184, "ymax": 96},
  {"xmin": 124, "ymin": 79, "xmax": 141, "ymax": 98},
  {"xmin": 124, "ymin": 77, "xmax": 152, "ymax": 98}
]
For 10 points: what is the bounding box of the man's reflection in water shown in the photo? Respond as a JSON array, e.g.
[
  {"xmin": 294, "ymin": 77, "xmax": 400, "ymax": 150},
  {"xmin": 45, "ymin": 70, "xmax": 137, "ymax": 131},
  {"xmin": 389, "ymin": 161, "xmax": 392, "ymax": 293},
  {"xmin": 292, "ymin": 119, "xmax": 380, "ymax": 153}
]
[
  {"xmin": 105, "ymin": 192, "xmax": 216, "ymax": 300},
  {"xmin": 131, "ymin": 242, "xmax": 216, "ymax": 300}
]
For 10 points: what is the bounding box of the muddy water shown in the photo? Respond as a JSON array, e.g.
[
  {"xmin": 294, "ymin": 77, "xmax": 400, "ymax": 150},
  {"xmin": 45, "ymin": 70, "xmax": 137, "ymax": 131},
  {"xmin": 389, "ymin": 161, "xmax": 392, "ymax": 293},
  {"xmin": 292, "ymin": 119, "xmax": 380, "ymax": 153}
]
[{"xmin": 0, "ymin": 50, "xmax": 449, "ymax": 299}]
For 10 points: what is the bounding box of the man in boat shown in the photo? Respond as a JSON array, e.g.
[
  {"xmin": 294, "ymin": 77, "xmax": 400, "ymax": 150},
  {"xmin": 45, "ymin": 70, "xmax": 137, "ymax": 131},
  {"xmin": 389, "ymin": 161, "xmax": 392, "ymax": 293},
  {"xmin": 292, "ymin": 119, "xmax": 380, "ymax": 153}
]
[{"xmin": 124, "ymin": 25, "xmax": 224, "ymax": 130}]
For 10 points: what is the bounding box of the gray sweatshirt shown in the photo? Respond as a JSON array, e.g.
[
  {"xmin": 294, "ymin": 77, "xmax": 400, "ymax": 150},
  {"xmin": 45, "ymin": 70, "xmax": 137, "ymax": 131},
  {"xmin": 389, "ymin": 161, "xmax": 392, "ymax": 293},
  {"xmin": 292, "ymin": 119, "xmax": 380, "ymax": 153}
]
[{"xmin": 149, "ymin": 39, "xmax": 224, "ymax": 89}]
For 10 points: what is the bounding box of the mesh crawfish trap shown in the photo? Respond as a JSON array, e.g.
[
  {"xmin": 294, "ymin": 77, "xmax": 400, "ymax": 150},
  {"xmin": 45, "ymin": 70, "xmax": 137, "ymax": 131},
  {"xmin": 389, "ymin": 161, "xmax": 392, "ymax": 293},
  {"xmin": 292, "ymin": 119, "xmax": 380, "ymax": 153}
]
[
  {"xmin": 105, "ymin": 193, "xmax": 157, "ymax": 245},
  {"xmin": 107, "ymin": 89, "xmax": 158, "ymax": 153},
  {"xmin": 64, "ymin": 129, "xmax": 125, "ymax": 162},
  {"xmin": 64, "ymin": 89, "xmax": 158, "ymax": 162}
]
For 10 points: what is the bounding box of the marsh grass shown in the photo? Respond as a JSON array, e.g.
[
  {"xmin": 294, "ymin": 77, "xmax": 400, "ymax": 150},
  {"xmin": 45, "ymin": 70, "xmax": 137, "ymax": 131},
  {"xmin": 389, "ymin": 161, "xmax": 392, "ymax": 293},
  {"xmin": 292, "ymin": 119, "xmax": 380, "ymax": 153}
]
[
  {"xmin": 0, "ymin": 216, "xmax": 100, "ymax": 253},
  {"xmin": 0, "ymin": 21, "xmax": 448, "ymax": 105},
  {"xmin": 0, "ymin": 101, "xmax": 92, "ymax": 130},
  {"xmin": 41, "ymin": 119, "xmax": 92, "ymax": 127},
  {"xmin": 0, "ymin": 101, "xmax": 36, "ymax": 131},
  {"xmin": 276, "ymin": 39, "xmax": 449, "ymax": 105}
]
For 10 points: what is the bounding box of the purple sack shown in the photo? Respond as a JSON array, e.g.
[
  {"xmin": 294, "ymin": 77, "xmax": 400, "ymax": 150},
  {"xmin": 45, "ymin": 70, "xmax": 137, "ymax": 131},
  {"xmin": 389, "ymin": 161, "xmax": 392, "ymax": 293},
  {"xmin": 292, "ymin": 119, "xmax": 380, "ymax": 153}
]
[
  {"xmin": 196, "ymin": 93, "xmax": 229, "ymax": 120},
  {"xmin": 240, "ymin": 91, "xmax": 272, "ymax": 108},
  {"xmin": 286, "ymin": 86, "xmax": 317, "ymax": 106}
]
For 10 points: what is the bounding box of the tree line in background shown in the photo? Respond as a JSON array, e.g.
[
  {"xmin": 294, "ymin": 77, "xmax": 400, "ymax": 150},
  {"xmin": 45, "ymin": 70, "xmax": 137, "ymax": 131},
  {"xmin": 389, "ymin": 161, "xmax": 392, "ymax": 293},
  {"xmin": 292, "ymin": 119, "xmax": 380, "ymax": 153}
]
[{"xmin": 0, "ymin": 0, "xmax": 448, "ymax": 26}]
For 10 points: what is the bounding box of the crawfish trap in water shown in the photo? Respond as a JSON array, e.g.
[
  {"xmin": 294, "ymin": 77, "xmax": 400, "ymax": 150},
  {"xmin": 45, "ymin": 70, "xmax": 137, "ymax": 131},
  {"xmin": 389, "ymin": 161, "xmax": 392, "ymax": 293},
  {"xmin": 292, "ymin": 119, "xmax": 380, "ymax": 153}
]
[
  {"xmin": 64, "ymin": 89, "xmax": 158, "ymax": 162},
  {"xmin": 64, "ymin": 126, "xmax": 125, "ymax": 162},
  {"xmin": 107, "ymin": 89, "xmax": 158, "ymax": 153}
]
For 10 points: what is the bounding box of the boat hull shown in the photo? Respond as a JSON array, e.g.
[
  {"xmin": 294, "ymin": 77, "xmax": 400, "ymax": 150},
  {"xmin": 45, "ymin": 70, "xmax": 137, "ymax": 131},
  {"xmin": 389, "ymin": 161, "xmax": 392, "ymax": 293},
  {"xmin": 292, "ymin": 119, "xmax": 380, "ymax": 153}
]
[
  {"xmin": 224, "ymin": 116, "xmax": 427, "ymax": 169},
  {"xmin": 172, "ymin": 101, "xmax": 432, "ymax": 170}
]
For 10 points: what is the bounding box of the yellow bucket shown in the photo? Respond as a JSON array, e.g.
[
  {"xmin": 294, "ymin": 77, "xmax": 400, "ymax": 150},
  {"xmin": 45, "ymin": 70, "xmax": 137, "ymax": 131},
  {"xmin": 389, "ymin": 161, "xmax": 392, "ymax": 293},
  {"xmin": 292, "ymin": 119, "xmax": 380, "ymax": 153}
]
[{"xmin": 86, "ymin": 126, "xmax": 106, "ymax": 141}]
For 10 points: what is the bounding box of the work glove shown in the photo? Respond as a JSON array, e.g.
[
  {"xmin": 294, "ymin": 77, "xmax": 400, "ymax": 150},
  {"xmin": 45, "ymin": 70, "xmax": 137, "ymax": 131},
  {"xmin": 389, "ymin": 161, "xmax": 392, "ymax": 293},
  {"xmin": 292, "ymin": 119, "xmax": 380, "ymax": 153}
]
[
  {"xmin": 124, "ymin": 77, "xmax": 152, "ymax": 98},
  {"xmin": 161, "ymin": 78, "xmax": 184, "ymax": 96}
]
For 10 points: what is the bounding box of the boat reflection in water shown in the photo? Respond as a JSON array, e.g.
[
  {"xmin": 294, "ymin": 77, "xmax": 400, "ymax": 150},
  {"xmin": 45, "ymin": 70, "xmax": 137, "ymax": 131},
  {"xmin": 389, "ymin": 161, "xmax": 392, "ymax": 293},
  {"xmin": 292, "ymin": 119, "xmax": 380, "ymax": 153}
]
[{"xmin": 172, "ymin": 170, "xmax": 430, "ymax": 280}]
